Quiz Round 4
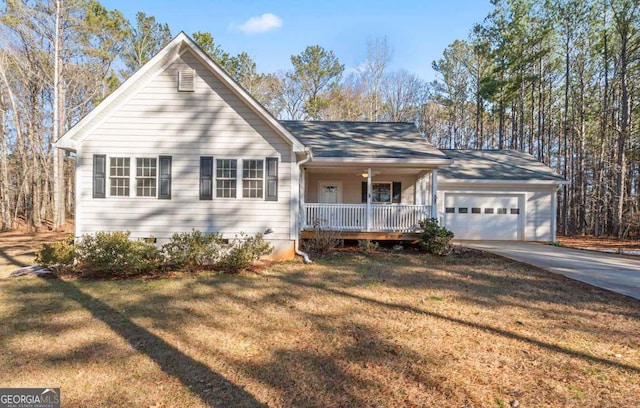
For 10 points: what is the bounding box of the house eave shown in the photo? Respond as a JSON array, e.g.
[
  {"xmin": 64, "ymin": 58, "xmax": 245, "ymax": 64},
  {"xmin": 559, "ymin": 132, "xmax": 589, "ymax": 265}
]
[
  {"xmin": 439, "ymin": 178, "xmax": 568, "ymax": 186},
  {"xmin": 307, "ymin": 157, "xmax": 453, "ymax": 167},
  {"xmin": 54, "ymin": 139, "xmax": 77, "ymax": 152}
]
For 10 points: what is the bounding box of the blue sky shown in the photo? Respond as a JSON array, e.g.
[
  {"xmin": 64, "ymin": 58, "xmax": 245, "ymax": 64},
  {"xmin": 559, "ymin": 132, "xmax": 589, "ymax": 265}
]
[{"xmin": 101, "ymin": 0, "xmax": 494, "ymax": 81}]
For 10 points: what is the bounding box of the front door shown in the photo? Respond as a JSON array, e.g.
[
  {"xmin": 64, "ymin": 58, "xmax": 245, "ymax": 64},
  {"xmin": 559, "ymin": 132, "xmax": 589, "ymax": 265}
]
[
  {"xmin": 316, "ymin": 181, "xmax": 343, "ymax": 229},
  {"xmin": 318, "ymin": 181, "xmax": 342, "ymax": 203}
]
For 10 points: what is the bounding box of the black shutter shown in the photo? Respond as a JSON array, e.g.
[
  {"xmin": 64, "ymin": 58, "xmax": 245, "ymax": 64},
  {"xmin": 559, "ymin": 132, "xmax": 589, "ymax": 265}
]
[
  {"xmin": 159, "ymin": 156, "xmax": 172, "ymax": 199},
  {"xmin": 93, "ymin": 154, "xmax": 106, "ymax": 198},
  {"xmin": 392, "ymin": 182, "xmax": 401, "ymax": 203},
  {"xmin": 361, "ymin": 181, "xmax": 367, "ymax": 203},
  {"xmin": 200, "ymin": 156, "xmax": 213, "ymax": 200},
  {"xmin": 265, "ymin": 157, "xmax": 278, "ymax": 201}
]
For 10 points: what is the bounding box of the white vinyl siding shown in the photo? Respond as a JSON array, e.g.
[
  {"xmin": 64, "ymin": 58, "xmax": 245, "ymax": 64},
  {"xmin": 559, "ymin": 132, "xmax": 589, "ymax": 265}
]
[{"xmin": 77, "ymin": 49, "xmax": 293, "ymax": 243}]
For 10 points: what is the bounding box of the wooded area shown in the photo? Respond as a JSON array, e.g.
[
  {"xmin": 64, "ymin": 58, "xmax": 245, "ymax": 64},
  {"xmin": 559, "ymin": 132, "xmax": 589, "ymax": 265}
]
[{"xmin": 0, "ymin": 0, "xmax": 638, "ymax": 237}]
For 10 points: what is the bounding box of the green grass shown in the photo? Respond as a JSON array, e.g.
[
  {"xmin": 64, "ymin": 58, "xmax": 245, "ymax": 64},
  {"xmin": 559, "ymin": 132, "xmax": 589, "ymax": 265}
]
[{"xmin": 0, "ymin": 249, "xmax": 639, "ymax": 407}]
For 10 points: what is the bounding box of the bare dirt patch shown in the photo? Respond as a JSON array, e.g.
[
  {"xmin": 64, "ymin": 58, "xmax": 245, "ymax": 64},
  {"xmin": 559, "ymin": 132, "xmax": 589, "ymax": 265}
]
[
  {"xmin": 558, "ymin": 235, "xmax": 640, "ymax": 255},
  {"xmin": 0, "ymin": 246, "xmax": 638, "ymax": 407}
]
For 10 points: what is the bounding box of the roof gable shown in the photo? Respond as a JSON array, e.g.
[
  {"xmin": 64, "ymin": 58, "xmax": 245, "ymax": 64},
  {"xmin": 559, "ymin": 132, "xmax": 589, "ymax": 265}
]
[{"xmin": 56, "ymin": 32, "xmax": 304, "ymax": 152}]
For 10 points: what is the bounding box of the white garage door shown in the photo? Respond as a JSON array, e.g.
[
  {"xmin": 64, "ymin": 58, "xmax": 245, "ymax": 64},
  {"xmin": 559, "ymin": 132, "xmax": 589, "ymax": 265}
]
[{"xmin": 444, "ymin": 194, "xmax": 522, "ymax": 240}]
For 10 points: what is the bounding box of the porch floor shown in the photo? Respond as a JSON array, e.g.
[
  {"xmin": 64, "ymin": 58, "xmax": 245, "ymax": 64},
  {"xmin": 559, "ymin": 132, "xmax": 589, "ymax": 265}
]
[{"xmin": 300, "ymin": 230, "xmax": 421, "ymax": 241}]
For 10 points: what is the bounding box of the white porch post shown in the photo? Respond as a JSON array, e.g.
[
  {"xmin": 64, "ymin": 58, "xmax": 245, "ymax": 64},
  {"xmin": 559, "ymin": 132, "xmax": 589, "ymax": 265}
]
[
  {"xmin": 366, "ymin": 168, "xmax": 372, "ymax": 231},
  {"xmin": 551, "ymin": 188, "xmax": 557, "ymax": 241},
  {"xmin": 430, "ymin": 170, "xmax": 438, "ymax": 220},
  {"xmin": 300, "ymin": 167, "xmax": 306, "ymax": 229}
]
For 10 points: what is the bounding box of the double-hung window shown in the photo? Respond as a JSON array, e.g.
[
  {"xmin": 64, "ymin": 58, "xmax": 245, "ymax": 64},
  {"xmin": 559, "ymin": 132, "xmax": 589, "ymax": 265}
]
[
  {"xmin": 372, "ymin": 182, "xmax": 392, "ymax": 203},
  {"xmin": 110, "ymin": 157, "xmax": 130, "ymax": 196},
  {"xmin": 136, "ymin": 158, "xmax": 157, "ymax": 197},
  {"xmin": 242, "ymin": 159, "xmax": 264, "ymax": 198},
  {"xmin": 96, "ymin": 155, "xmax": 170, "ymax": 199},
  {"xmin": 216, "ymin": 159, "xmax": 237, "ymax": 198}
]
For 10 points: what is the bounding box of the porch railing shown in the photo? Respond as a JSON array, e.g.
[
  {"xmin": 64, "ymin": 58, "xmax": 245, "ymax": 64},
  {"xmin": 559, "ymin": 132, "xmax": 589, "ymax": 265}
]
[{"xmin": 303, "ymin": 203, "xmax": 432, "ymax": 232}]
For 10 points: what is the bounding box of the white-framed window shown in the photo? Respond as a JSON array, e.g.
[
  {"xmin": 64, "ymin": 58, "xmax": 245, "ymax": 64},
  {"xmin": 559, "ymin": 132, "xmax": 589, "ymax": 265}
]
[
  {"xmin": 109, "ymin": 157, "xmax": 130, "ymax": 196},
  {"xmin": 242, "ymin": 159, "xmax": 264, "ymax": 198},
  {"xmin": 136, "ymin": 158, "xmax": 157, "ymax": 197},
  {"xmin": 216, "ymin": 159, "xmax": 237, "ymax": 198},
  {"xmin": 372, "ymin": 182, "xmax": 392, "ymax": 203},
  {"xmin": 106, "ymin": 156, "xmax": 163, "ymax": 198}
]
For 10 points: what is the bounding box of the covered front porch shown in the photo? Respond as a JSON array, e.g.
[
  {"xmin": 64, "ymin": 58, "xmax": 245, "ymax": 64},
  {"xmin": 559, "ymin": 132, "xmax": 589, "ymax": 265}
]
[{"xmin": 300, "ymin": 164, "xmax": 439, "ymax": 234}]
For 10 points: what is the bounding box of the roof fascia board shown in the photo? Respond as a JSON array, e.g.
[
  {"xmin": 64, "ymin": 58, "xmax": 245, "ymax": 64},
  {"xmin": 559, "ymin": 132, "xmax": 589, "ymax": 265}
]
[
  {"xmin": 309, "ymin": 157, "xmax": 453, "ymax": 166},
  {"xmin": 439, "ymin": 178, "xmax": 568, "ymax": 185}
]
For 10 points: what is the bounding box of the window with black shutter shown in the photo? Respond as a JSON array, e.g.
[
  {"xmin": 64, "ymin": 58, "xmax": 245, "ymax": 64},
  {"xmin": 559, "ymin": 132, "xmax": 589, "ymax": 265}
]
[
  {"xmin": 200, "ymin": 156, "xmax": 213, "ymax": 200},
  {"xmin": 93, "ymin": 155, "xmax": 106, "ymax": 198},
  {"xmin": 361, "ymin": 181, "xmax": 367, "ymax": 203},
  {"xmin": 265, "ymin": 157, "xmax": 278, "ymax": 201},
  {"xmin": 392, "ymin": 182, "xmax": 402, "ymax": 203},
  {"xmin": 159, "ymin": 156, "xmax": 172, "ymax": 199}
]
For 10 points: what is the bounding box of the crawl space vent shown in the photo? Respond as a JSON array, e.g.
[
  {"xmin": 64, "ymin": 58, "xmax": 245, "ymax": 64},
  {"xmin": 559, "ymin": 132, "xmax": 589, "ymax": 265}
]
[{"xmin": 178, "ymin": 69, "xmax": 195, "ymax": 92}]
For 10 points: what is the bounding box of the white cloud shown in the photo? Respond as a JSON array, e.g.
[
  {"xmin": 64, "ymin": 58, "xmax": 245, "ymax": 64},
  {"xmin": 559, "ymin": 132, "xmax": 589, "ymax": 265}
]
[{"xmin": 233, "ymin": 13, "xmax": 282, "ymax": 34}]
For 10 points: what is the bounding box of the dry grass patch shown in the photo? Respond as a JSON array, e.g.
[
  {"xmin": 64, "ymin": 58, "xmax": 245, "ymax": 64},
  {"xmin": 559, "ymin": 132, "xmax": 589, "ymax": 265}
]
[
  {"xmin": 0, "ymin": 250, "xmax": 639, "ymax": 407},
  {"xmin": 0, "ymin": 230, "xmax": 71, "ymax": 278}
]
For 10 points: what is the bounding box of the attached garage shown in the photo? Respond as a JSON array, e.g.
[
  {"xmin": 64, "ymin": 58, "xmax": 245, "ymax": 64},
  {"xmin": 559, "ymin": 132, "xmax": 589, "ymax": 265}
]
[
  {"xmin": 437, "ymin": 150, "xmax": 566, "ymax": 242},
  {"xmin": 444, "ymin": 193, "xmax": 523, "ymax": 240}
]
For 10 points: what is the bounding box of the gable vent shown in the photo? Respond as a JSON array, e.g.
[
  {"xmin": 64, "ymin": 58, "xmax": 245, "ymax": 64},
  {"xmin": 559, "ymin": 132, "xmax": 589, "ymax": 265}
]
[{"xmin": 178, "ymin": 69, "xmax": 195, "ymax": 92}]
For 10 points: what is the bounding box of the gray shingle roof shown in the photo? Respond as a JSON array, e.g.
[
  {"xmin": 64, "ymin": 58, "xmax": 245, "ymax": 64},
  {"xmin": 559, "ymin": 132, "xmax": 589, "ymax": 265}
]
[
  {"xmin": 439, "ymin": 149, "xmax": 565, "ymax": 182},
  {"xmin": 281, "ymin": 121, "xmax": 448, "ymax": 160}
]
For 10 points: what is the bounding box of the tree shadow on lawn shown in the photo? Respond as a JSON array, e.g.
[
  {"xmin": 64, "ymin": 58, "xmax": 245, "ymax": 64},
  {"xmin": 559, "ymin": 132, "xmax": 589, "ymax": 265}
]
[
  {"xmin": 0, "ymin": 246, "xmax": 30, "ymax": 268},
  {"xmin": 262, "ymin": 258, "xmax": 640, "ymax": 373},
  {"xmin": 7, "ymin": 278, "xmax": 267, "ymax": 408},
  {"xmin": 321, "ymin": 252, "xmax": 640, "ymax": 321},
  {"xmin": 270, "ymin": 269, "xmax": 640, "ymax": 374},
  {"xmin": 2, "ymin": 250, "xmax": 639, "ymax": 406}
]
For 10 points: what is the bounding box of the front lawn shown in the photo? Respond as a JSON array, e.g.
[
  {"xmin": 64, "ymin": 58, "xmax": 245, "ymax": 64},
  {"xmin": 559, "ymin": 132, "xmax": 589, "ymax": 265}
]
[{"xmin": 0, "ymin": 250, "xmax": 638, "ymax": 407}]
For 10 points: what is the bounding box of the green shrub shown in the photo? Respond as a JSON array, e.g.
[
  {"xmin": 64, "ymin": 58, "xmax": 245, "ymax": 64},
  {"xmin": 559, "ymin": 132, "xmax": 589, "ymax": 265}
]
[
  {"xmin": 418, "ymin": 218, "xmax": 454, "ymax": 256},
  {"xmin": 162, "ymin": 230, "xmax": 224, "ymax": 270},
  {"xmin": 358, "ymin": 239, "xmax": 379, "ymax": 254},
  {"xmin": 75, "ymin": 231, "xmax": 163, "ymax": 278},
  {"xmin": 217, "ymin": 232, "xmax": 272, "ymax": 273},
  {"xmin": 35, "ymin": 234, "xmax": 75, "ymax": 267}
]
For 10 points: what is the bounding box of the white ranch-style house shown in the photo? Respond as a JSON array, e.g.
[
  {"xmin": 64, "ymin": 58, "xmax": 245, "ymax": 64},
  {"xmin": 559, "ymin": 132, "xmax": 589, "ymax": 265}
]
[{"xmin": 55, "ymin": 33, "xmax": 566, "ymax": 260}]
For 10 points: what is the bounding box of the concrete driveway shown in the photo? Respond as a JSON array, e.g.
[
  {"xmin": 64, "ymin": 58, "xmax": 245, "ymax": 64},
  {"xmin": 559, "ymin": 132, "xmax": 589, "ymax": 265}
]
[{"xmin": 460, "ymin": 241, "xmax": 640, "ymax": 300}]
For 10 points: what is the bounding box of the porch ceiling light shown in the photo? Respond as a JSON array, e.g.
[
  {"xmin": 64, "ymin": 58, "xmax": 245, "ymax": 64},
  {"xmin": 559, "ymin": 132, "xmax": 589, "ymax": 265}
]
[{"xmin": 361, "ymin": 172, "xmax": 369, "ymax": 178}]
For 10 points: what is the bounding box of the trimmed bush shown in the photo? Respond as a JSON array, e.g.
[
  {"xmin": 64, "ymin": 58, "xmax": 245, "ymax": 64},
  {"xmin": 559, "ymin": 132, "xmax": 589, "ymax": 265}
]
[
  {"xmin": 35, "ymin": 234, "xmax": 75, "ymax": 268},
  {"xmin": 217, "ymin": 233, "xmax": 272, "ymax": 273},
  {"xmin": 418, "ymin": 218, "xmax": 454, "ymax": 256},
  {"xmin": 75, "ymin": 231, "xmax": 163, "ymax": 278},
  {"xmin": 163, "ymin": 230, "xmax": 224, "ymax": 270}
]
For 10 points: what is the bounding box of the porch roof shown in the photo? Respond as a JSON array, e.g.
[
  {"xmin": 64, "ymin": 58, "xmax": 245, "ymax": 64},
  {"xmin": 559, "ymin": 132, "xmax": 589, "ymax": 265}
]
[{"xmin": 282, "ymin": 121, "xmax": 450, "ymax": 163}]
